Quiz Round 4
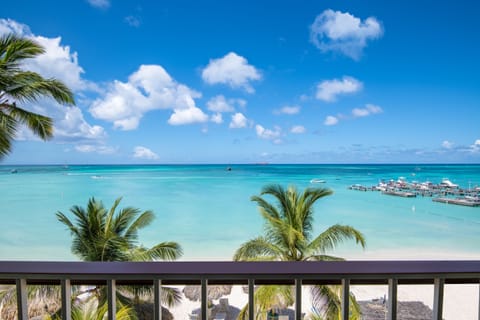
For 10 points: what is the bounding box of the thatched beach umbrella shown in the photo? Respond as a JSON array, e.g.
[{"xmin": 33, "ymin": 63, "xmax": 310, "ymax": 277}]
[{"xmin": 183, "ymin": 285, "xmax": 232, "ymax": 301}]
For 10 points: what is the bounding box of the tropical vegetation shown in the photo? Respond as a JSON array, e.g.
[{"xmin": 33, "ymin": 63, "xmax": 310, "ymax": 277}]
[
  {"xmin": 0, "ymin": 33, "xmax": 74, "ymax": 158},
  {"xmin": 233, "ymin": 184, "xmax": 366, "ymax": 320},
  {"xmin": 56, "ymin": 197, "xmax": 183, "ymax": 311}
]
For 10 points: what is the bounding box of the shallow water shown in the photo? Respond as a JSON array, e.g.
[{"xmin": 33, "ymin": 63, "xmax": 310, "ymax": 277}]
[{"xmin": 1, "ymin": 164, "xmax": 479, "ymax": 261}]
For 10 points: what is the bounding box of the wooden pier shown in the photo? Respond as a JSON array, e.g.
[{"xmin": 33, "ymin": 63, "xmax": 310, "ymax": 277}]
[
  {"xmin": 432, "ymin": 197, "xmax": 480, "ymax": 207},
  {"xmin": 382, "ymin": 190, "xmax": 416, "ymax": 198}
]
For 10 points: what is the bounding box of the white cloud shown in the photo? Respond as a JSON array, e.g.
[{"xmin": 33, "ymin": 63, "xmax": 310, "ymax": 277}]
[
  {"xmin": 90, "ymin": 64, "xmax": 206, "ymax": 129},
  {"xmin": 256, "ymin": 124, "xmax": 282, "ymax": 140},
  {"xmin": 352, "ymin": 104, "xmax": 383, "ymax": 117},
  {"xmin": 0, "ymin": 19, "xmax": 95, "ymax": 92},
  {"xmin": 229, "ymin": 113, "xmax": 248, "ymax": 128},
  {"xmin": 133, "ymin": 146, "xmax": 159, "ymax": 160},
  {"xmin": 469, "ymin": 140, "xmax": 480, "ymax": 153},
  {"xmin": 201, "ymin": 52, "xmax": 261, "ymax": 93},
  {"xmin": 207, "ymin": 95, "xmax": 242, "ymax": 113},
  {"xmin": 316, "ymin": 76, "xmax": 362, "ymax": 102},
  {"xmin": 290, "ymin": 125, "xmax": 306, "ymax": 134},
  {"xmin": 324, "ymin": 115, "xmax": 339, "ymax": 126},
  {"xmin": 275, "ymin": 105, "xmax": 300, "ymax": 115},
  {"xmin": 211, "ymin": 113, "xmax": 223, "ymax": 124},
  {"xmin": 87, "ymin": 0, "xmax": 110, "ymax": 9},
  {"xmin": 168, "ymin": 106, "xmax": 208, "ymax": 125},
  {"xmin": 310, "ymin": 9, "xmax": 383, "ymax": 60},
  {"xmin": 125, "ymin": 16, "xmax": 141, "ymax": 27},
  {"xmin": 75, "ymin": 144, "xmax": 116, "ymax": 154},
  {"xmin": 442, "ymin": 140, "xmax": 453, "ymax": 149}
]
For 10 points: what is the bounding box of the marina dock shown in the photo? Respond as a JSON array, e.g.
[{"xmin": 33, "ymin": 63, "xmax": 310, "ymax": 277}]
[
  {"xmin": 382, "ymin": 190, "xmax": 416, "ymax": 198},
  {"xmin": 432, "ymin": 197, "xmax": 480, "ymax": 207}
]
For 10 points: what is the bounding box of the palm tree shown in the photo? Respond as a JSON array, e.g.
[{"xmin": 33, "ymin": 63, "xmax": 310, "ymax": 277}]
[
  {"xmin": 56, "ymin": 197, "xmax": 183, "ymax": 317},
  {"xmin": 0, "ymin": 33, "xmax": 75, "ymax": 158},
  {"xmin": 56, "ymin": 197, "xmax": 182, "ymax": 263},
  {"xmin": 233, "ymin": 184, "xmax": 366, "ymax": 320}
]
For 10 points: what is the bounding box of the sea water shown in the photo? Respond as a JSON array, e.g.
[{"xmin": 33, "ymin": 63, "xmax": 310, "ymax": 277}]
[{"xmin": 1, "ymin": 164, "xmax": 479, "ymax": 261}]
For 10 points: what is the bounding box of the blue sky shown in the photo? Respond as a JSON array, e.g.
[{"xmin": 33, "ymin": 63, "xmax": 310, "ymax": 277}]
[{"xmin": 2, "ymin": 0, "xmax": 480, "ymax": 164}]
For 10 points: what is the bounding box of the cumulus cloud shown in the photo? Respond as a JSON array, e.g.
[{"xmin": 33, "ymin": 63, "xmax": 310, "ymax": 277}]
[
  {"xmin": 133, "ymin": 146, "xmax": 159, "ymax": 160},
  {"xmin": 90, "ymin": 64, "xmax": 207, "ymax": 129},
  {"xmin": 324, "ymin": 115, "xmax": 339, "ymax": 126},
  {"xmin": 274, "ymin": 105, "xmax": 301, "ymax": 115},
  {"xmin": 207, "ymin": 95, "xmax": 246, "ymax": 113},
  {"xmin": 316, "ymin": 76, "xmax": 362, "ymax": 102},
  {"xmin": 201, "ymin": 52, "xmax": 261, "ymax": 93},
  {"xmin": 211, "ymin": 113, "xmax": 223, "ymax": 124},
  {"xmin": 168, "ymin": 106, "xmax": 208, "ymax": 125},
  {"xmin": 0, "ymin": 19, "xmax": 107, "ymax": 149},
  {"xmin": 352, "ymin": 104, "xmax": 383, "ymax": 117},
  {"xmin": 256, "ymin": 124, "xmax": 282, "ymax": 141},
  {"xmin": 290, "ymin": 125, "xmax": 306, "ymax": 134},
  {"xmin": 469, "ymin": 140, "xmax": 480, "ymax": 153},
  {"xmin": 0, "ymin": 19, "xmax": 95, "ymax": 92},
  {"xmin": 87, "ymin": 0, "xmax": 110, "ymax": 9},
  {"xmin": 229, "ymin": 113, "xmax": 248, "ymax": 128},
  {"xmin": 75, "ymin": 144, "xmax": 116, "ymax": 154},
  {"xmin": 310, "ymin": 9, "xmax": 383, "ymax": 60},
  {"xmin": 442, "ymin": 140, "xmax": 453, "ymax": 149}
]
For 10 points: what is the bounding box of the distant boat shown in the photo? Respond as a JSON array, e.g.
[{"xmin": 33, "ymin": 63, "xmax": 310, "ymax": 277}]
[
  {"xmin": 10, "ymin": 169, "xmax": 17, "ymax": 174},
  {"xmin": 310, "ymin": 178, "xmax": 326, "ymax": 184},
  {"xmin": 440, "ymin": 178, "xmax": 459, "ymax": 188}
]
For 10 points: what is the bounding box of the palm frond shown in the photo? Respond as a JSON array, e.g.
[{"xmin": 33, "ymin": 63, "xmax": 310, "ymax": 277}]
[
  {"xmin": 233, "ymin": 237, "xmax": 282, "ymax": 261},
  {"xmin": 128, "ymin": 242, "xmax": 183, "ymax": 261},
  {"xmin": 0, "ymin": 111, "xmax": 17, "ymax": 158},
  {"xmin": 3, "ymin": 103, "xmax": 53, "ymax": 139},
  {"xmin": 307, "ymin": 224, "xmax": 366, "ymax": 255}
]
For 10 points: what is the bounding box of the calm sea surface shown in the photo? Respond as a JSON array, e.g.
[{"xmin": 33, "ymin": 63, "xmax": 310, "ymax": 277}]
[{"xmin": 1, "ymin": 164, "xmax": 479, "ymax": 261}]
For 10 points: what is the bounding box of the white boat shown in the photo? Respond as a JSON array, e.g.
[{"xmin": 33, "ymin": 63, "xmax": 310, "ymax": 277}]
[
  {"xmin": 310, "ymin": 178, "xmax": 326, "ymax": 184},
  {"xmin": 440, "ymin": 178, "xmax": 459, "ymax": 188}
]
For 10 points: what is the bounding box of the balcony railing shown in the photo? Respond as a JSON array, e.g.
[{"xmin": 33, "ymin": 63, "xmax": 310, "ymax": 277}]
[{"xmin": 0, "ymin": 260, "xmax": 479, "ymax": 320}]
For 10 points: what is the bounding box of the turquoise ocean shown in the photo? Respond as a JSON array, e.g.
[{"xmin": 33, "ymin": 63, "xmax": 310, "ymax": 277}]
[{"xmin": 1, "ymin": 164, "xmax": 479, "ymax": 261}]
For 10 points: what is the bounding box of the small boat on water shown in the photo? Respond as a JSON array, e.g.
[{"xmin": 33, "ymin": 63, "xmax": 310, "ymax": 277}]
[
  {"xmin": 310, "ymin": 178, "xmax": 326, "ymax": 184},
  {"xmin": 10, "ymin": 169, "xmax": 17, "ymax": 174},
  {"xmin": 440, "ymin": 178, "xmax": 459, "ymax": 188}
]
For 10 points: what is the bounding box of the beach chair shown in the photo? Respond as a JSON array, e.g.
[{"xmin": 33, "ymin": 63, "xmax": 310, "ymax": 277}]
[{"xmin": 214, "ymin": 312, "xmax": 227, "ymax": 320}]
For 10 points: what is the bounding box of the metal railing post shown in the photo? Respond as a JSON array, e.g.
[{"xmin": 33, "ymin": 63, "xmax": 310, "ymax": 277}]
[
  {"xmin": 295, "ymin": 278, "xmax": 302, "ymax": 320},
  {"xmin": 433, "ymin": 278, "xmax": 444, "ymax": 320},
  {"xmin": 248, "ymin": 278, "xmax": 254, "ymax": 320},
  {"xmin": 341, "ymin": 278, "xmax": 350, "ymax": 320},
  {"xmin": 107, "ymin": 279, "xmax": 117, "ymax": 320},
  {"xmin": 201, "ymin": 278, "xmax": 207, "ymax": 320},
  {"xmin": 388, "ymin": 278, "xmax": 398, "ymax": 320},
  {"xmin": 61, "ymin": 279, "xmax": 71, "ymax": 320},
  {"xmin": 154, "ymin": 279, "xmax": 162, "ymax": 320},
  {"xmin": 16, "ymin": 278, "xmax": 28, "ymax": 320}
]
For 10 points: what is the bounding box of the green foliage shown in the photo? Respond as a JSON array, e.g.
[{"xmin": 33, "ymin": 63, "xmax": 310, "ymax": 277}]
[
  {"xmin": 0, "ymin": 33, "xmax": 75, "ymax": 158},
  {"xmin": 56, "ymin": 197, "xmax": 183, "ymax": 262},
  {"xmin": 234, "ymin": 184, "xmax": 366, "ymax": 320}
]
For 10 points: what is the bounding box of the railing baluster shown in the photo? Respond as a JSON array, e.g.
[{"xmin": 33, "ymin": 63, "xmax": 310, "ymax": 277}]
[
  {"xmin": 248, "ymin": 278, "xmax": 254, "ymax": 320},
  {"xmin": 16, "ymin": 278, "xmax": 28, "ymax": 320},
  {"xmin": 61, "ymin": 279, "xmax": 71, "ymax": 320},
  {"xmin": 388, "ymin": 278, "xmax": 398, "ymax": 320},
  {"xmin": 341, "ymin": 278, "xmax": 350, "ymax": 320},
  {"xmin": 154, "ymin": 279, "xmax": 162, "ymax": 320},
  {"xmin": 295, "ymin": 278, "xmax": 302, "ymax": 320},
  {"xmin": 107, "ymin": 279, "xmax": 117, "ymax": 320},
  {"xmin": 433, "ymin": 278, "xmax": 444, "ymax": 320},
  {"xmin": 201, "ymin": 278, "xmax": 207, "ymax": 320},
  {"xmin": 478, "ymin": 280, "xmax": 480, "ymax": 320}
]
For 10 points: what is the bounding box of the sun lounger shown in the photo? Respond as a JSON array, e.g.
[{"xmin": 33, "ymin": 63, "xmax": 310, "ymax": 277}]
[{"xmin": 214, "ymin": 312, "xmax": 227, "ymax": 320}]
